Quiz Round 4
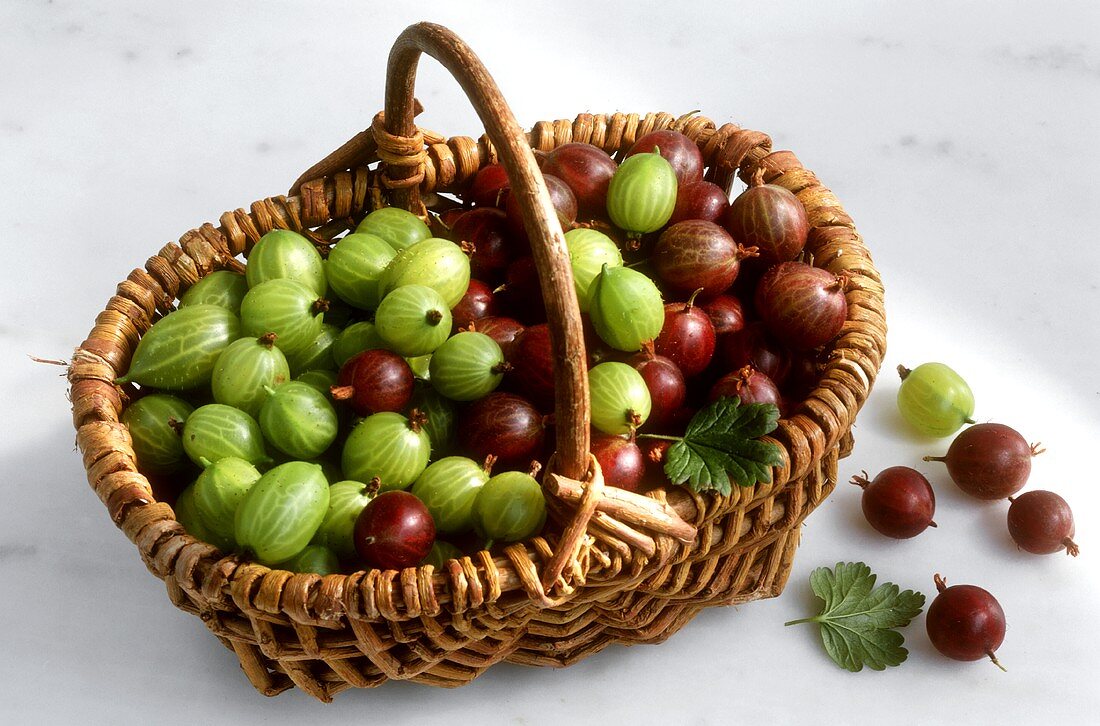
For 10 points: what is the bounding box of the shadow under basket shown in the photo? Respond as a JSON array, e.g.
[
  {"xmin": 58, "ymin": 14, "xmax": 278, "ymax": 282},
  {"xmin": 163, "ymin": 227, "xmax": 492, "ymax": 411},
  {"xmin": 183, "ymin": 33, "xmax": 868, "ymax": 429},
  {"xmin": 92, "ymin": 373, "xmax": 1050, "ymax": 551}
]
[{"xmin": 67, "ymin": 23, "xmax": 886, "ymax": 701}]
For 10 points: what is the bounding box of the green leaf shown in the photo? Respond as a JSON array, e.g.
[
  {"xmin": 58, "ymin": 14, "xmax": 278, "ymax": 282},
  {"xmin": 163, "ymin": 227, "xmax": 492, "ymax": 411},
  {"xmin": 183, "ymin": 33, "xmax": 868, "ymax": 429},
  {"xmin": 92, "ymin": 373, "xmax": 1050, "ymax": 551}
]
[
  {"xmin": 661, "ymin": 396, "xmax": 783, "ymax": 495},
  {"xmin": 785, "ymin": 562, "xmax": 926, "ymax": 672}
]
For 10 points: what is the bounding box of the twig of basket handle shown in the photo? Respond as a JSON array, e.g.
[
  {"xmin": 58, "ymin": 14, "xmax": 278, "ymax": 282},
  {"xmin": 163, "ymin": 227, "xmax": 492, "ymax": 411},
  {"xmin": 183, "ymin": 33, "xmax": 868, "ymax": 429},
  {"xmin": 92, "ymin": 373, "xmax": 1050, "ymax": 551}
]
[
  {"xmin": 546, "ymin": 473, "xmax": 698, "ymax": 544},
  {"xmin": 288, "ymin": 99, "xmax": 427, "ymax": 196}
]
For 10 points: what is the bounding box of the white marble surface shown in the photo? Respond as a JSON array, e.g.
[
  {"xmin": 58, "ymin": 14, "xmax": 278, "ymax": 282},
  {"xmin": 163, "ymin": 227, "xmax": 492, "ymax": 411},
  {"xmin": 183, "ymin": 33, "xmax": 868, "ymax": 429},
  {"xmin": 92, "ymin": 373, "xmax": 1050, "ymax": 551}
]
[{"xmin": 2, "ymin": 1, "xmax": 1098, "ymax": 723}]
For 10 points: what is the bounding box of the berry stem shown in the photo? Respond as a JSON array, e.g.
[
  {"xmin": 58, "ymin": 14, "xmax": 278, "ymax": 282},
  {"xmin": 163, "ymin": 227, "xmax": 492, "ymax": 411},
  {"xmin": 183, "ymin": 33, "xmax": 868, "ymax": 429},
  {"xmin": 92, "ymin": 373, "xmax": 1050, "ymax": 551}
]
[
  {"xmin": 933, "ymin": 573, "xmax": 948, "ymax": 593},
  {"xmin": 828, "ymin": 274, "xmax": 850, "ymax": 293},
  {"xmin": 1064, "ymin": 537, "xmax": 1081, "ymax": 557},
  {"xmin": 849, "ymin": 470, "xmax": 872, "ymax": 489},
  {"xmin": 988, "ymin": 651, "xmax": 1007, "ymax": 672},
  {"xmin": 750, "ymin": 167, "xmax": 765, "ymax": 188},
  {"xmin": 964, "ymin": 417, "xmax": 977, "ymax": 425},
  {"xmin": 1030, "ymin": 442, "xmax": 1047, "ymax": 456},
  {"xmin": 897, "ymin": 364, "xmax": 912, "ymax": 380},
  {"xmin": 330, "ymin": 385, "xmax": 354, "ymax": 401},
  {"xmin": 685, "ymin": 288, "xmax": 704, "ymax": 310},
  {"xmin": 482, "ymin": 454, "xmax": 497, "ymax": 475},
  {"xmin": 408, "ymin": 408, "xmax": 428, "ymax": 433},
  {"xmin": 923, "ymin": 455, "xmax": 946, "ymax": 463},
  {"xmin": 736, "ymin": 244, "xmax": 760, "ymax": 261},
  {"xmin": 636, "ymin": 433, "xmax": 682, "ymax": 442}
]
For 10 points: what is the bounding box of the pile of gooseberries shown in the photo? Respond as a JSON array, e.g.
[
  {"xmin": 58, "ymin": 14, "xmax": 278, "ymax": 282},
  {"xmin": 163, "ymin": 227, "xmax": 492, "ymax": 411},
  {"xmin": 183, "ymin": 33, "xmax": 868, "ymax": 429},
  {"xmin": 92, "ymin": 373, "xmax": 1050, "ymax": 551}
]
[
  {"xmin": 119, "ymin": 129, "xmax": 845, "ymax": 576},
  {"xmin": 839, "ymin": 361, "xmax": 1081, "ymax": 671}
]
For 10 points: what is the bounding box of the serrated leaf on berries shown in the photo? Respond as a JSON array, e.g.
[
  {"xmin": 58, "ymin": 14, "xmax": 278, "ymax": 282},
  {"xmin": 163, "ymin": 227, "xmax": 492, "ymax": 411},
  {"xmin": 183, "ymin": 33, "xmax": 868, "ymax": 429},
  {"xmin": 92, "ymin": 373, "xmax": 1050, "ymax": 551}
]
[{"xmin": 661, "ymin": 396, "xmax": 783, "ymax": 495}]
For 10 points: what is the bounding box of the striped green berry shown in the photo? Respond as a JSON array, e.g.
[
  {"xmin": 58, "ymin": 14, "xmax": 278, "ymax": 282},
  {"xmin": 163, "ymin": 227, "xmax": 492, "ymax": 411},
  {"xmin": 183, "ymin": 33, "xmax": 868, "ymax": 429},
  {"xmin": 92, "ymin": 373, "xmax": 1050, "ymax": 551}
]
[
  {"xmin": 342, "ymin": 412, "xmax": 431, "ymax": 492},
  {"xmin": 355, "ymin": 207, "xmax": 432, "ymax": 252},
  {"xmin": 240, "ymin": 278, "xmax": 325, "ymax": 357},
  {"xmin": 326, "ymin": 232, "xmax": 396, "ymax": 310},
  {"xmin": 193, "ymin": 456, "xmax": 261, "ymax": 548},
  {"xmin": 116, "ymin": 305, "xmax": 241, "ymax": 390},
  {"xmin": 179, "ymin": 271, "xmax": 248, "ymax": 315},
  {"xmin": 121, "ymin": 393, "xmax": 194, "ymax": 475},
  {"xmin": 588, "ymin": 265, "xmax": 665, "ymax": 351},
  {"xmin": 210, "ymin": 334, "xmax": 291, "ymax": 418},
  {"xmin": 378, "ymin": 237, "xmax": 471, "ymax": 308},
  {"xmin": 234, "ymin": 461, "xmax": 330, "ymax": 564},
  {"xmin": 182, "ymin": 403, "xmax": 271, "ymax": 468},
  {"xmin": 607, "ymin": 151, "xmax": 678, "ymax": 237},
  {"xmin": 310, "ymin": 480, "xmax": 375, "ymax": 560},
  {"xmin": 259, "ymin": 381, "xmax": 339, "ymax": 460},
  {"xmin": 428, "ymin": 332, "xmax": 506, "ymax": 402},
  {"xmin": 245, "ymin": 229, "xmax": 327, "ymax": 297},
  {"xmin": 588, "ymin": 362, "xmax": 652, "ymax": 435}
]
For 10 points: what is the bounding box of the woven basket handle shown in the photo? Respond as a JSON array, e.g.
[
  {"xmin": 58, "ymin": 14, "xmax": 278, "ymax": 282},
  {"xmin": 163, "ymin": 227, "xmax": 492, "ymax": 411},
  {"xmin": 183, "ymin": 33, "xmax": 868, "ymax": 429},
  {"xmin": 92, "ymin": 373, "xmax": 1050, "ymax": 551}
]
[
  {"xmin": 383, "ymin": 23, "xmax": 590, "ymax": 482},
  {"xmin": 383, "ymin": 23, "xmax": 599, "ymax": 588}
]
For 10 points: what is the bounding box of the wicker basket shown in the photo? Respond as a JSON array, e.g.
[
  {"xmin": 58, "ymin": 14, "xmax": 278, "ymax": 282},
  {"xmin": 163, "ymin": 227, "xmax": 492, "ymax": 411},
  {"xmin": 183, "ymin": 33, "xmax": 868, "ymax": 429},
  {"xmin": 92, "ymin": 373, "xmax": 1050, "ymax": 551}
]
[{"xmin": 68, "ymin": 23, "xmax": 885, "ymax": 701}]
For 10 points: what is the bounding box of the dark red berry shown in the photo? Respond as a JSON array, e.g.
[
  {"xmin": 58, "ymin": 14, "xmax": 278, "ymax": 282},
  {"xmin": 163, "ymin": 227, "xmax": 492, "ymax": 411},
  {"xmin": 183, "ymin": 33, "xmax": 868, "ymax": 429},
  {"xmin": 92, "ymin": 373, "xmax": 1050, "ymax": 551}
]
[
  {"xmin": 354, "ymin": 491, "xmax": 436, "ymax": 570},
  {"xmin": 625, "ymin": 130, "xmax": 704, "ymax": 186},
  {"xmin": 926, "ymin": 574, "xmax": 1007, "ymax": 670},
  {"xmin": 924, "ymin": 423, "xmax": 1042, "ymax": 501},
  {"xmin": 333, "ymin": 349, "xmax": 414, "ymax": 416},
  {"xmin": 471, "ymin": 316, "xmax": 525, "ymax": 359},
  {"xmin": 450, "ymin": 208, "xmax": 513, "ymax": 284},
  {"xmin": 451, "ymin": 279, "xmax": 498, "ymax": 332},
  {"xmin": 700, "ymin": 294, "xmax": 745, "ymax": 336},
  {"xmin": 506, "ymin": 324, "xmax": 556, "ymax": 412},
  {"xmin": 653, "ymin": 220, "xmax": 756, "ymax": 299},
  {"xmin": 1007, "ymin": 491, "xmax": 1079, "ymax": 556},
  {"xmin": 754, "ymin": 262, "xmax": 847, "ymax": 351},
  {"xmin": 505, "ymin": 174, "xmax": 577, "ymax": 247},
  {"xmin": 723, "ymin": 180, "xmax": 809, "ymax": 264},
  {"xmin": 850, "ymin": 467, "xmax": 936, "ymax": 539},
  {"xmin": 709, "ymin": 366, "xmax": 783, "ymax": 413},
  {"xmin": 591, "ymin": 434, "xmax": 646, "ymax": 492},
  {"xmin": 541, "ymin": 143, "xmax": 618, "ymax": 217},
  {"xmin": 458, "ymin": 393, "xmax": 547, "ymax": 469},
  {"xmin": 628, "ymin": 350, "xmax": 687, "ymax": 430},
  {"xmin": 501, "ymin": 256, "xmax": 546, "ymax": 324},
  {"xmin": 468, "ymin": 164, "xmax": 510, "ymax": 208},
  {"xmin": 669, "ymin": 181, "xmax": 730, "ymax": 225},
  {"xmin": 654, "ymin": 292, "xmax": 716, "ymax": 377},
  {"xmin": 719, "ymin": 322, "xmax": 790, "ymax": 385}
]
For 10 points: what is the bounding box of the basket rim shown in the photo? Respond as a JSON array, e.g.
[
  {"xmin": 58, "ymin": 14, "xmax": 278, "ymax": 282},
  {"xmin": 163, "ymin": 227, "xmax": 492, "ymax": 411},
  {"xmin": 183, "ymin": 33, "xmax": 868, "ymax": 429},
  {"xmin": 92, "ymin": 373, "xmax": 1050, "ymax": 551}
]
[{"xmin": 68, "ymin": 108, "xmax": 885, "ymax": 636}]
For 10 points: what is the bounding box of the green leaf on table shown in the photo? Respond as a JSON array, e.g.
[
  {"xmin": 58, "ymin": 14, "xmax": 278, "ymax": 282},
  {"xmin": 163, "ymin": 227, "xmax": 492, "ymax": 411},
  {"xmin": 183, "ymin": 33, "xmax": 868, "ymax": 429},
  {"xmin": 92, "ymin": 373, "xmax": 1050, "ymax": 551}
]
[
  {"xmin": 785, "ymin": 562, "xmax": 926, "ymax": 672},
  {"xmin": 662, "ymin": 396, "xmax": 783, "ymax": 495}
]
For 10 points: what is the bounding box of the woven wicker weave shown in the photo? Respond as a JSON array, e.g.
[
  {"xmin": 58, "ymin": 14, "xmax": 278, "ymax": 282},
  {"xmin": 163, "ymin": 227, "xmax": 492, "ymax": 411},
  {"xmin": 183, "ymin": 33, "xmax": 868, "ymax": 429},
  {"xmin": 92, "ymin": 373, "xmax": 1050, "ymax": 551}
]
[{"xmin": 68, "ymin": 23, "xmax": 885, "ymax": 701}]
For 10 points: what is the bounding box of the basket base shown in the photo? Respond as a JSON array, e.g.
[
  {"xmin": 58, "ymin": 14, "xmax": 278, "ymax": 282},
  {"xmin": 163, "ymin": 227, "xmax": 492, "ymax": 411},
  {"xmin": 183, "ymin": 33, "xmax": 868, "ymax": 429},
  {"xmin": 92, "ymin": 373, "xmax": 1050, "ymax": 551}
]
[{"xmin": 201, "ymin": 523, "xmax": 807, "ymax": 701}]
